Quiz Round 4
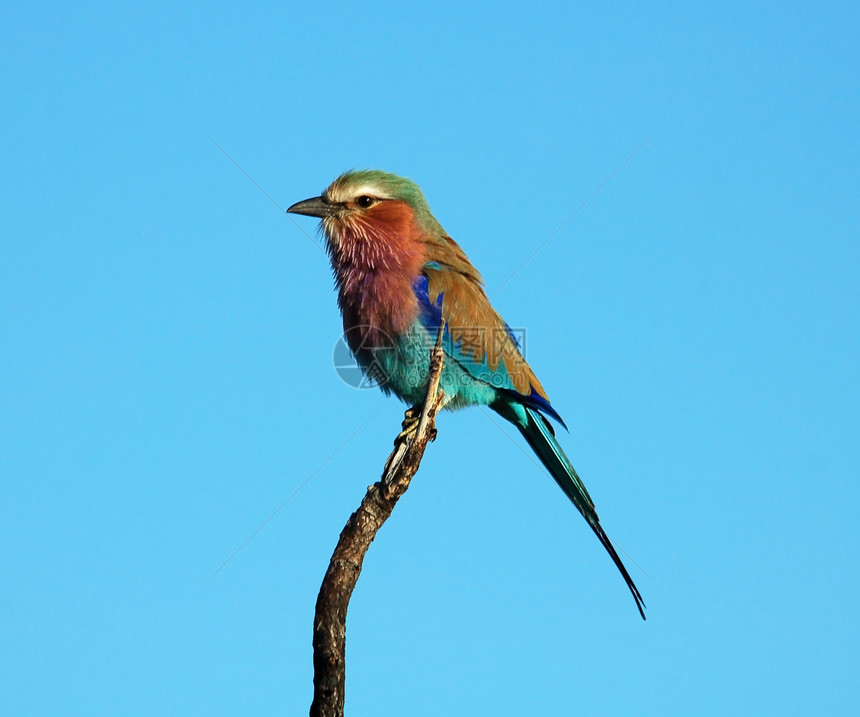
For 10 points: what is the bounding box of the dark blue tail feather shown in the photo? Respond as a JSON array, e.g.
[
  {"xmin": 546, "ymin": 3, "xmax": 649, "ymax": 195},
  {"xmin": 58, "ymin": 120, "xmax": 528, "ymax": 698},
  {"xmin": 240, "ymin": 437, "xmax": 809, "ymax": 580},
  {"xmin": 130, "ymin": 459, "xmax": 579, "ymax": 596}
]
[{"xmin": 513, "ymin": 405, "xmax": 646, "ymax": 620}]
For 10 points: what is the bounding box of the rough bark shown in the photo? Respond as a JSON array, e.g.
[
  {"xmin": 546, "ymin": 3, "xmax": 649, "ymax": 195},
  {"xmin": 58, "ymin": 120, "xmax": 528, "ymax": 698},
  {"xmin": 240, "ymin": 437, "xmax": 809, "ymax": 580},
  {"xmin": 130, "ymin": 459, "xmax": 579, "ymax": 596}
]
[{"xmin": 310, "ymin": 330, "xmax": 445, "ymax": 717}]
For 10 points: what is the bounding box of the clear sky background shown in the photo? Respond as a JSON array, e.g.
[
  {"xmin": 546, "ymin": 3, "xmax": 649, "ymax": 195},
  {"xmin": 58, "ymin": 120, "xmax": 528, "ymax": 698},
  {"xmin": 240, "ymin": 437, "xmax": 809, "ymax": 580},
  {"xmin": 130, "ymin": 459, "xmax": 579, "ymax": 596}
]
[{"xmin": 2, "ymin": 2, "xmax": 858, "ymax": 715}]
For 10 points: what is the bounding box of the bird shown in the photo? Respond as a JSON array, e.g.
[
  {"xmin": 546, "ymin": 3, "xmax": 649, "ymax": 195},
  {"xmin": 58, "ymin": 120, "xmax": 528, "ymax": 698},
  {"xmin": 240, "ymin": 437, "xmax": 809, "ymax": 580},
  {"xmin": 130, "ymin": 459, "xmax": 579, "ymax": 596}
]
[{"xmin": 288, "ymin": 170, "xmax": 645, "ymax": 620}]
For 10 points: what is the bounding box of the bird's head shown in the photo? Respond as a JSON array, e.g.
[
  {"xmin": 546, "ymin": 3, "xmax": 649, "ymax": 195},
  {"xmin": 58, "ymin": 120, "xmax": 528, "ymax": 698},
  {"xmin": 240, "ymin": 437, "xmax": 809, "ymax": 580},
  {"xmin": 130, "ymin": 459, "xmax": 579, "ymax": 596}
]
[{"xmin": 287, "ymin": 170, "xmax": 442, "ymax": 255}]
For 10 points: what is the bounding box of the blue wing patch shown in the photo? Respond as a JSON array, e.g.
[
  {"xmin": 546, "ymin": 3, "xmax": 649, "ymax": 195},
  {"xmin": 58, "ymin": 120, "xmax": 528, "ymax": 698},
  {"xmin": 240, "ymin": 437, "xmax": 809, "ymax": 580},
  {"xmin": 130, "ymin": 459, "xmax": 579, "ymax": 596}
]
[{"xmin": 413, "ymin": 273, "xmax": 444, "ymax": 331}]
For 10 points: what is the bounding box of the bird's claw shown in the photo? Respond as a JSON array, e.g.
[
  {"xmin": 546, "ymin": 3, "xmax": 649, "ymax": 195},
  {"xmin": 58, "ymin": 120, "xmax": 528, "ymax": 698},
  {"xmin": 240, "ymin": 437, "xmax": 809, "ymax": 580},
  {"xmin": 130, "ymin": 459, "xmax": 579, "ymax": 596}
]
[{"xmin": 394, "ymin": 406, "xmax": 422, "ymax": 445}]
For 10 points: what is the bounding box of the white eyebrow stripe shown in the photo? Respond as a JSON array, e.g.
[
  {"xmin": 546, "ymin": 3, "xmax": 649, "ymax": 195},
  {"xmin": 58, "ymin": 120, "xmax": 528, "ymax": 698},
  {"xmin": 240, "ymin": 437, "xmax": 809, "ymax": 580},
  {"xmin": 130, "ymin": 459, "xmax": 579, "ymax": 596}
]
[{"xmin": 327, "ymin": 183, "xmax": 393, "ymax": 203}]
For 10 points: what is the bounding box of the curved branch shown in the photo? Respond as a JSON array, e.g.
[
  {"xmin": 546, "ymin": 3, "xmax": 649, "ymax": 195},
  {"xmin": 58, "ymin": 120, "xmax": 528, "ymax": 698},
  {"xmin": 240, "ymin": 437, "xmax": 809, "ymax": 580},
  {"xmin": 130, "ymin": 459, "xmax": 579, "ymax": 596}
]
[{"xmin": 310, "ymin": 330, "xmax": 446, "ymax": 717}]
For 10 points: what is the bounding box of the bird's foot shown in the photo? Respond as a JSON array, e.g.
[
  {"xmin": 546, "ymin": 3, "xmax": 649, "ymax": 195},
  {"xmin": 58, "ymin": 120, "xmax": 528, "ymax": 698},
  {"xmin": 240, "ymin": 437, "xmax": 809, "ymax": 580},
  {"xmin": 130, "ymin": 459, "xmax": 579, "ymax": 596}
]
[{"xmin": 395, "ymin": 406, "xmax": 422, "ymax": 444}]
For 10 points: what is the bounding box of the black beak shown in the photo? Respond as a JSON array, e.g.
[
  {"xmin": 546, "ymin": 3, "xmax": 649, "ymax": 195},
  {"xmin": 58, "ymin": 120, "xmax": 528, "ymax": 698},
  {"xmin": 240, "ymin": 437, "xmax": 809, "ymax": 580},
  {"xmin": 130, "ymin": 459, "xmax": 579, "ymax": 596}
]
[{"xmin": 286, "ymin": 196, "xmax": 341, "ymax": 218}]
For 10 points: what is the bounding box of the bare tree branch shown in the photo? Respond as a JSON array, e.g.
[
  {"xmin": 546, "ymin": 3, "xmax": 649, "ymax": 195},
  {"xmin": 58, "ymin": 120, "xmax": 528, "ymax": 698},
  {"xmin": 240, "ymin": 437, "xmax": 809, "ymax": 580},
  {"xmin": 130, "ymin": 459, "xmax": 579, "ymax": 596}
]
[{"xmin": 310, "ymin": 328, "xmax": 446, "ymax": 717}]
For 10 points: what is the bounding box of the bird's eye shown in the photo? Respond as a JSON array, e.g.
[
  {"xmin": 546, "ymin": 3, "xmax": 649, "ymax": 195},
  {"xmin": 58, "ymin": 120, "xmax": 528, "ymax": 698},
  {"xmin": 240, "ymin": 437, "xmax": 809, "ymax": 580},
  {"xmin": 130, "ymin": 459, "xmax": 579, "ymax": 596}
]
[{"xmin": 356, "ymin": 195, "xmax": 375, "ymax": 208}]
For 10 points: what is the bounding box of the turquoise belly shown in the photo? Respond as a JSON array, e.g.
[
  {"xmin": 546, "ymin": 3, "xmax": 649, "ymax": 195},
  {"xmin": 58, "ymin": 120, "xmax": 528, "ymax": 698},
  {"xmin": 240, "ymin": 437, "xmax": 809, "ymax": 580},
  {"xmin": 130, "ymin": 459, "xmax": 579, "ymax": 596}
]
[{"xmin": 357, "ymin": 323, "xmax": 504, "ymax": 410}]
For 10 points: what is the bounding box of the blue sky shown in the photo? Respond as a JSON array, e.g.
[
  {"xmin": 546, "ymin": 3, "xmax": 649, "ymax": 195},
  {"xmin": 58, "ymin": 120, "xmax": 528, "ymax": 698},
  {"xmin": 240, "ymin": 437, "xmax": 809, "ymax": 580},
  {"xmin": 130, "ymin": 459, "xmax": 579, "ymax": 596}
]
[{"xmin": 2, "ymin": 1, "xmax": 858, "ymax": 714}]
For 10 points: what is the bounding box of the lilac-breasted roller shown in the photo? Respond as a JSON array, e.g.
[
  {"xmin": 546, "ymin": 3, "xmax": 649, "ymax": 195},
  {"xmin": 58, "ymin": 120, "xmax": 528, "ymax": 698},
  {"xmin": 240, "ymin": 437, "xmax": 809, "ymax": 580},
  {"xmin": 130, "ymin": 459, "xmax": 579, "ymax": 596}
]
[{"xmin": 288, "ymin": 170, "xmax": 645, "ymax": 619}]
